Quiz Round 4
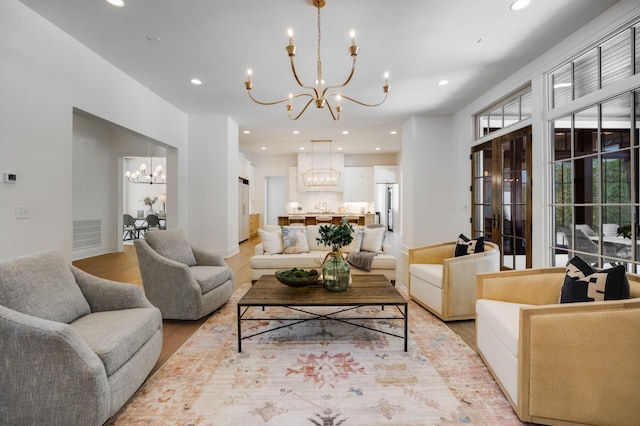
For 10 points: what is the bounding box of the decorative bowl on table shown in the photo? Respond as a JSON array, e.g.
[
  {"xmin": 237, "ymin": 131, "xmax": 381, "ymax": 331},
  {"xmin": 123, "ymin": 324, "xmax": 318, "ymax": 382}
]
[{"xmin": 275, "ymin": 268, "xmax": 320, "ymax": 287}]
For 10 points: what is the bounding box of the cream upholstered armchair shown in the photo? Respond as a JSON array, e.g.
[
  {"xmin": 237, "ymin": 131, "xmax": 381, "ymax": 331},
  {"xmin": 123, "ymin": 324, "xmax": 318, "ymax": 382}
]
[
  {"xmin": 475, "ymin": 267, "xmax": 640, "ymax": 425},
  {"xmin": 408, "ymin": 241, "xmax": 500, "ymax": 321},
  {"xmin": 135, "ymin": 229, "xmax": 233, "ymax": 320}
]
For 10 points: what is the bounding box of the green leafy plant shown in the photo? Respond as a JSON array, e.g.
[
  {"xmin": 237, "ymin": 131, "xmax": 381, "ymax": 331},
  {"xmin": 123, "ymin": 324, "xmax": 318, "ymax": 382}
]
[
  {"xmin": 617, "ymin": 224, "xmax": 639, "ymax": 239},
  {"xmin": 316, "ymin": 217, "xmax": 354, "ymax": 252},
  {"xmin": 140, "ymin": 196, "xmax": 158, "ymax": 207}
]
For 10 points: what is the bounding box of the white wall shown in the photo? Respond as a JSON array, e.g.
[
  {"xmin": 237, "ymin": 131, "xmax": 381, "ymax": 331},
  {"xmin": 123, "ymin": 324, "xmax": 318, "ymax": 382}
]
[
  {"xmin": 72, "ymin": 114, "xmax": 115, "ymax": 259},
  {"xmin": 401, "ymin": 115, "xmax": 455, "ymax": 250},
  {"xmin": 245, "ymin": 153, "xmax": 297, "ymax": 228},
  {"xmin": 187, "ymin": 115, "xmax": 239, "ymax": 257},
  {"xmin": 0, "ymin": 0, "xmax": 188, "ymax": 262}
]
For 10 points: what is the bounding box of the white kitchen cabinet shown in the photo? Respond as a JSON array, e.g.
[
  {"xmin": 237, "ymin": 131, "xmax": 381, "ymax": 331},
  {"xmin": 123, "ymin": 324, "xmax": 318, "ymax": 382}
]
[
  {"xmin": 374, "ymin": 165, "xmax": 398, "ymax": 183},
  {"xmin": 343, "ymin": 167, "xmax": 374, "ymax": 202},
  {"xmin": 239, "ymin": 156, "xmax": 251, "ymax": 179}
]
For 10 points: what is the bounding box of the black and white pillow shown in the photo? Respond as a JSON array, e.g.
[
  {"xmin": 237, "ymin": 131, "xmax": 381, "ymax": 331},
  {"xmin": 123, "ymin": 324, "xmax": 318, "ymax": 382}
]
[
  {"xmin": 560, "ymin": 256, "xmax": 630, "ymax": 303},
  {"xmin": 454, "ymin": 234, "xmax": 485, "ymax": 257}
]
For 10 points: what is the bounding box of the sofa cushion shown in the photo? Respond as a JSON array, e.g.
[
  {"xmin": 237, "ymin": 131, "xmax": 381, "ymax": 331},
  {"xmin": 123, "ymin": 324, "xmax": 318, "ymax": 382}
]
[
  {"xmin": 409, "ymin": 264, "xmax": 443, "ymax": 289},
  {"xmin": 281, "ymin": 226, "xmax": 310, "ymax": 254},
  {"xmin": 561, "ymin": 256, "xmax": 630, "ymax": 303},
  {"xmin": 361, "ymin": 227, "xmax": 386, "ymax": 253},
  {"xmin": 190, "ymin": 265, "xmax": 232, "ymax": 294},
  {"xmin": 71, "ymin": 307, "xmax": 160, "ymax": 376},
  {"xmin": 251, "ymin": 252, "xmax": 327, "ymax": 269},
  {"xmin": 476, "ymin": 299, "xmax": 531, "ymax": 358},
  {"xmin": 251, "ymin": 251, "xmax": 397, "ymax": 272},
  {"xmin": 306, "ymin": 225, "xmax": 324, "ymax": 251},
  {"xmin": 342, "ymin": 226, "xmax": 364, "ymax": 254},
  {"xmin": 455, "ymin": 234, "xmax": 485, "ymax": 257},
  {"xmin": 0, "ymin": 250, "xmax": 91, "ymax": 324},
  {"xmin": 258, "ymin": 228, "xmax": 283, "ymax": 254},
  {"xmin": 145, "ymin": 229, "xmax": 197, "ymax": 266}
]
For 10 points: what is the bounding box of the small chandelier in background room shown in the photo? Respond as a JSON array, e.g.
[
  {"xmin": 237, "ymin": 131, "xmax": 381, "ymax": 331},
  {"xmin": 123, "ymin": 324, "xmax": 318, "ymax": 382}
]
[
  {"xmin": 302, "ymin": 140, "xmax": 341, "ymax": 187},
  {"xmin": 244, "ymin": 0, "xmax": 389, "ymax": 121},
  {"xmin": 125, "ymin": 158, "xmax": 166, "ymax": 185}
]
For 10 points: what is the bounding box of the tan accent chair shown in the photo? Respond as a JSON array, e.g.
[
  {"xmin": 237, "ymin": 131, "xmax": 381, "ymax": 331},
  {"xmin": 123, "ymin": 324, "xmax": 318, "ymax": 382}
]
[
  {"xmin": 476, "ymin": 267, "xmax": 640, "ymax": 425},
  {"xmin": 408, "ymin": 241, "xmax": 500, "ymax": 321}
]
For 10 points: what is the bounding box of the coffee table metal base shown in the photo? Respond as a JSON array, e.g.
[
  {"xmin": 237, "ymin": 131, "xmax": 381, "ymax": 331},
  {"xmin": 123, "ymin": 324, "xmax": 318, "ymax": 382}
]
[{"xmin": 237, "ymin": 275, "xmax": 408, "ymax": 352}]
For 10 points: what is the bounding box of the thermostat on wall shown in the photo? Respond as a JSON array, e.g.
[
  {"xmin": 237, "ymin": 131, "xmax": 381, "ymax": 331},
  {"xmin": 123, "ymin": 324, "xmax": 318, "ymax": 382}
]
[{"xmin": 3, "ymin": 172, "xmax": 17, "ymax": 183}]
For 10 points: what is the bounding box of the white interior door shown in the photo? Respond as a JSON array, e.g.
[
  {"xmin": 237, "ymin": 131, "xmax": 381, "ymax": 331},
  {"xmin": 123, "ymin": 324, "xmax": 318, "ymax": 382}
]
[{"xmin": 265, "ymin": 176, "xmax": 286, "ymax": 226}]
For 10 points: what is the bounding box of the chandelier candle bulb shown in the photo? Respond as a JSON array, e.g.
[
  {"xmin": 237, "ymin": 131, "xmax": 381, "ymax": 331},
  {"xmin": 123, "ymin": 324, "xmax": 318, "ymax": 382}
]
[
  {"xmin": 288, "ymin": 28, "xmax": 293, "ymax": 46},
  {"xmin": 350, "ymin": 30, "xmax": 355, "ymax": 46}
]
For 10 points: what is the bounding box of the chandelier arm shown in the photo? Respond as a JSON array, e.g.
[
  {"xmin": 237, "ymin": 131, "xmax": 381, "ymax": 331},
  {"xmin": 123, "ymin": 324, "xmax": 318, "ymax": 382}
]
[
  {"xmin": 321, "ymin": 56, "xmax": 357, "ymax": 96},
  {"xmin": 289, "ymin": 56, "xmax": 317, "ymax": 91},
  {"xmin": 289, "ymin": 98, "xmax": 316, "ymax": 120},
  {"xmin": 336, "ymin": 92, "xmax": 389, "ymax": 108},
  {"xmin": 324, "ymin": 99, "xmax": 338, "ymax": 121},
  {"xmin": 246, "ymin": 89, "xmax": 295, "ymax": 106}
]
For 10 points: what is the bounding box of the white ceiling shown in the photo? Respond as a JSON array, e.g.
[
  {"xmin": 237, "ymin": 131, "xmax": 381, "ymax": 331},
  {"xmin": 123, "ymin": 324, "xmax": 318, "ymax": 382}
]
[{"xmin": 19, "ymin": 0, "xmax": 619, "ymax": 155}]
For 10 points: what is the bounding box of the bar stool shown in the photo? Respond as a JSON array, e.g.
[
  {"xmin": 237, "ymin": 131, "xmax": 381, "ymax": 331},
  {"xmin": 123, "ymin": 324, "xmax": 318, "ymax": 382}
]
[
  {"xmin": 345, "ymin": 215, "xmax": 360, "ymax": 224},
  {"xmin": 288, "ymin": 215, "xmax": 306, "ymax": 226},
  {"xmin": 315, "ymin": 215, "xmax": 332, "ymax": 225}
]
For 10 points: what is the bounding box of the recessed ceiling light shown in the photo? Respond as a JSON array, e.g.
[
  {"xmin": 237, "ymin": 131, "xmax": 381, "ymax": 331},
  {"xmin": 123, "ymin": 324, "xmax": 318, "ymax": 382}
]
[
  {"xmin": 390, "ymin": 131, "xmax": 397, "ymax": 135},
  {"xmin": 437, "ymin": 80, "xmax": 449, "ymax": 86},
  {"xmin": 106, "ymin": 0, "xmax": 125, "ymax": 7},
  {"xmin": 190, "ymin": 78, "xmax": 202, "ymax": 85},
  {"xmin": 243, "ymin": 130, "xmax": 250, "ymax": 134},
  {"xmin": 337, "ymin": 147, "xmax": 343, "ymax": 151},
  {"xmin": 375, "ymin": 147, "xmax": 381, "ymax": 151},
  {"xmin": 342, "ymin": 130, "xmax": 349, "ymax": 135},
  {"xmin": 510, "ymin": 0, "xmax": 531, "ymax": 11},
  {"xmin": 293, "ymin": 130, "xmax": 300, "ymax": 134},
  {"xmin": 261, "ymin": 147, "xmax": 267, "ymax": 150}
]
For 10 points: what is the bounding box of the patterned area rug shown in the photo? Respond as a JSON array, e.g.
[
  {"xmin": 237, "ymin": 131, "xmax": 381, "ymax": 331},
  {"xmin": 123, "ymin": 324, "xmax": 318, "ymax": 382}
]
[{"xmin": 109, "ymin": 283, "xmax": 523, "ymax": 425}]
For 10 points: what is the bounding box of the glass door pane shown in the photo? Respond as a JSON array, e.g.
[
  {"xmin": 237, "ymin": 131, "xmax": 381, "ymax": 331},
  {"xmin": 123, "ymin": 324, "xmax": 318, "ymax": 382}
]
[
  {"xmin": 472, "ymin": 127, "xmax": 532, "ymax": 270},
  {"xmin": 473, "ymin": 142, "xmax": 495, "ymax": 243}
]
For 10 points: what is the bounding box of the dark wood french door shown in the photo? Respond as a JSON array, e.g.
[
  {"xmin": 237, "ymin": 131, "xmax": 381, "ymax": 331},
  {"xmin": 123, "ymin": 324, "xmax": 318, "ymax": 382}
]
[{"xmin": 471, "ymin": 127, "xmax": 532, "ymax": 270}]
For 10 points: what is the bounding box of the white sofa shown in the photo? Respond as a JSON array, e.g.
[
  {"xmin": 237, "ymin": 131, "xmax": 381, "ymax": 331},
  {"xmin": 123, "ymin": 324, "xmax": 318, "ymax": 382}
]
[
  {"xmin": 408, "ymin": 241, "xmax": 500, "ymax": 321},
  {"xmin": 250, "ymin": 225, "xmax": 397, "ymax": 283},
  {"xmin": 476, "ymin": 267, "xmax": 640, "ymax": 425}
]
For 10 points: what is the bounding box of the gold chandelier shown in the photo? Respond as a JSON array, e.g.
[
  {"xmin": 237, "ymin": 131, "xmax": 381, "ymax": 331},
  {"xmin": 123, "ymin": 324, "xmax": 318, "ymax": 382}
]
[
  {"xmin": 302, "ymin": 140, "xmax": 341, "ymax": 187},
  {"xmin": 244, "ymin": 0, "xmax": 389, "ymax": 121}
]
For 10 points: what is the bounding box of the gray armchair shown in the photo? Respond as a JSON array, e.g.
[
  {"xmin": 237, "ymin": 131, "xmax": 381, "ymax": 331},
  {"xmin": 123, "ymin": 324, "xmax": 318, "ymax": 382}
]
[
  {"xmin": 134, "ymin": 229, "xmax": 233, "ymax": 320},
  {"xmin": 0, "ymin": 250, "xmax": 162, "ymax": 426}
]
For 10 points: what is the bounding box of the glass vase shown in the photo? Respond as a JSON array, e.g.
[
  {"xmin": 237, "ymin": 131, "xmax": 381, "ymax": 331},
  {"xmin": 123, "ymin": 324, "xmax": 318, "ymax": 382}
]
[{"xmin": 322, "ymin": 252, "xmax": 350, "ymax": 292}]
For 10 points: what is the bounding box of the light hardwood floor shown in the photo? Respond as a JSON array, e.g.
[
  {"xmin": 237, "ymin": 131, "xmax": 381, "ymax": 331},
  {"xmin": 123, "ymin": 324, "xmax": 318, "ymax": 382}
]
[{"xmin": 72, "ymin": 234, "xmax": 476, "ymax": 376}]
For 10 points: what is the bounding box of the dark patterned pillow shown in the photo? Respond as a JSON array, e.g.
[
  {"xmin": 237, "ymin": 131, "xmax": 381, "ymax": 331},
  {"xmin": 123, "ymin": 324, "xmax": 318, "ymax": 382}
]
[
  {"xmin": 560, "ymin": 256, "xmax": 630, "ymax": 303},
  {"xmin": 454, "ymin": 234, "xmax": 485, "ymax": 257}
]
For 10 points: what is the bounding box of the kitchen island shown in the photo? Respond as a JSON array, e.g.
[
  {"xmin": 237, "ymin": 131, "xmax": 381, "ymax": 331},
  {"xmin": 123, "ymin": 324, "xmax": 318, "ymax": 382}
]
[{"xmin": 278, "ymin": 213, "xmax": 374, "ymax": 226}]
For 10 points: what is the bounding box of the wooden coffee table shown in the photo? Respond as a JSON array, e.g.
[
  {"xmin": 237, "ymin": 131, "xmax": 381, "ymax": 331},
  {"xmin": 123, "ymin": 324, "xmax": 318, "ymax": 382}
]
[{"xmin": 237, "ymin": 274, "xmax": 408, "ymax": 352}]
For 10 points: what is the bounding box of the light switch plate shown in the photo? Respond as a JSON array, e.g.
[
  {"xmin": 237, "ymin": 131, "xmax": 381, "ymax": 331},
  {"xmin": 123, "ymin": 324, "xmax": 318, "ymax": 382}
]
[{"xmin": 15, "ymin": 206, "xmax": 30, "ymax": 219}]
